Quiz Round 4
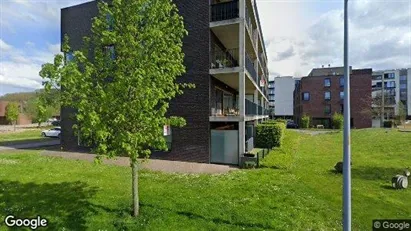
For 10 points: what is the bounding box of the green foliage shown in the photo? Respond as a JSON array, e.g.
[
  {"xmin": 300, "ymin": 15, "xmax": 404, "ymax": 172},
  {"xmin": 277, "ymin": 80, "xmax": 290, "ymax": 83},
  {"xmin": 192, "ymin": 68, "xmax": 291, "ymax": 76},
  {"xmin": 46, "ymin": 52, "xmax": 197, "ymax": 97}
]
[
  {"xmin": 255, "ymin": 123, "xmax": 286, "ymax": 149},
  {"xmin": 0, "ymin": 92, "xmax": 37, "ymax": 102},
  {"xmin": 397, "ymin": 101, "xmax": 407, "ymax": 125},
  {"xmin": 331, "ymin": 113, "xmax": 344, "ymax": 129},
  {"xmin": 242, "ymin": 161, "xmax": 257, "ymax": 169},
  {"xmin": 383, "ymin": 121, "xmax": 393, "ymax": 128},
  {"xmin": 264, "ymin": 119, "xmax": 287, "ymax": 125},
  {"xmin": 39, "ymin": 0, "xmax": 190, "ymax": 216},
  {"xmin": 5, "ymin": 102, "xmax": 19, "ymax": 125},
  {"xmin": 301, "ymin": 115, "xmax": 310, "ymax": 129},
  {"xmin": 39, "ymin": 0, "xmax": 190, "ymax": 162},
  {"xmin": 25, "ymin": 98, "xmax": 55, "ymax": 126}
]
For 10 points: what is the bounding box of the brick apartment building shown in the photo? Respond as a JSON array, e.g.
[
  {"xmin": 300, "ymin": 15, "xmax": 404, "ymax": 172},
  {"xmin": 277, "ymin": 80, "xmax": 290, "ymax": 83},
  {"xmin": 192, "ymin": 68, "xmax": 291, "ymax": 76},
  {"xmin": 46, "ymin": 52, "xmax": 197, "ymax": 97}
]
[
  {"xmin": 294, "ymin": 67, "xmax": 372, "ymax": 129},
  {"xmin": 61, "ymin": 0, "xmax": 270, "ymax": 165}
]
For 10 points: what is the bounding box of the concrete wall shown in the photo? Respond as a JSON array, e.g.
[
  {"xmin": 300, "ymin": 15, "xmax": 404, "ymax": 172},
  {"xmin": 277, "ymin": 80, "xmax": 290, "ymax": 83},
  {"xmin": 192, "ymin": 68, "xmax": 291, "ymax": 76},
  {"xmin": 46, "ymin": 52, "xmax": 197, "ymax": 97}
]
[{"xmin": 274, "ymin": 76, "xmax": 294, "ymax": 116}]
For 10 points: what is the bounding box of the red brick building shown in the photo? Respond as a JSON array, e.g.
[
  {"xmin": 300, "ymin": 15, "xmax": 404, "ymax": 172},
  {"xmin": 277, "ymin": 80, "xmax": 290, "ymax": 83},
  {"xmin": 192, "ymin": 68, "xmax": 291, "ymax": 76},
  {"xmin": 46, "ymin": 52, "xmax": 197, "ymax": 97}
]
[
  {"xmin": 0, "ymin": 101, "xmax": 32, "ymax": 125},
  {"xmin": 294, "ymin": 67, "xmax": 372, "ymax": 129}
]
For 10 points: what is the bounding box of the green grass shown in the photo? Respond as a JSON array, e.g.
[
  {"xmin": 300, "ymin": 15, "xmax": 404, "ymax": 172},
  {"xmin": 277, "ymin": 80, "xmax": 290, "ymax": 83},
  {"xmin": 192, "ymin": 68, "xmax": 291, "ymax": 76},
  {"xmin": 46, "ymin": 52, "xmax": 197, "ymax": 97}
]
[
  {"xmin": 0, "ymin": 128, "xmax": 49, "ymax": 144},
  {"xmin": 0, "ymin": 129, "xmax": 410, "ymax": 230}
]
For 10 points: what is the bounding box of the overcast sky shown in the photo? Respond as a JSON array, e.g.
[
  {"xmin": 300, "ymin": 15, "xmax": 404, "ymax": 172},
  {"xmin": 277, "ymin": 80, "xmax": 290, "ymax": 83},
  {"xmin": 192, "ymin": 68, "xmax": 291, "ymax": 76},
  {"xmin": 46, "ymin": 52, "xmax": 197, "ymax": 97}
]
[{"xmin": 0, "ymin": 0, "xmax": 410, "ymax": 96}]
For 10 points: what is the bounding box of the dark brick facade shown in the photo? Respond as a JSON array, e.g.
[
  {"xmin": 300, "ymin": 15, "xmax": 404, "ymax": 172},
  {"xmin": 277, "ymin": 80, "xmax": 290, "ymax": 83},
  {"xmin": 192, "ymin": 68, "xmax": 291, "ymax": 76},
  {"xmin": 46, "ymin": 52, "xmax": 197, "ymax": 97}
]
[
  {"xmin": 61, "ymin": 0, "xmax": 211, "ymax": 162},
  {"xmin": 294, "ymin": 68, "xmax": 372, "ymax": 129}
]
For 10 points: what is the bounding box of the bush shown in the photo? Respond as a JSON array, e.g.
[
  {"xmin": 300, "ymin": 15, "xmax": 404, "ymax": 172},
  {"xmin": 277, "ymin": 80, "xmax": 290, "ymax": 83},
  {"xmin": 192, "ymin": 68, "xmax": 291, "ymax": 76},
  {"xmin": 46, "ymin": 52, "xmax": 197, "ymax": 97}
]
[
  {"xmin": 301, "ymin": 115, "xmax": 310, "ymax": 129},
  {"xmin": 383, "ymin": 121, "xmax": 393, "ymax": 128},
  {"xmin": 255, "ymin": 123, "xmax": 286, "ymax": 149},
  {"xmin": 274, "ymin": 119, "xmax": 287, "ymax": 125},
  {"xmin": 332, "ymin": 113, "xmax": 344, "ymax": 129}
]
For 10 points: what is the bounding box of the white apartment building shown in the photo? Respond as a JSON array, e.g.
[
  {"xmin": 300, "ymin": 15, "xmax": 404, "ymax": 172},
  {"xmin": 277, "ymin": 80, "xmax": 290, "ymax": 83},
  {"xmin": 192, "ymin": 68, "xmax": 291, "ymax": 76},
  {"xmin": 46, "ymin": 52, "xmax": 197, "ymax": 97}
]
[
  {"xmin": 273, "ymin": 76, "xmax": 295, "ymax": 118},
  {"xmin": 371, "ymin": 68, "xmax": 411, "ymax": 127}
]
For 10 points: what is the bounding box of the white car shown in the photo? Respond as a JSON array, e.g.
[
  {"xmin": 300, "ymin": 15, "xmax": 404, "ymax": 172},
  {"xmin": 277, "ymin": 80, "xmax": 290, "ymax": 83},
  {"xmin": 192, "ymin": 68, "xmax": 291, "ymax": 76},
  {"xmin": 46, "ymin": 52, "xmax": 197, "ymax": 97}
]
[{"xmin": 41, "ymin": 127, "xmax": 61, "ymax": 138}]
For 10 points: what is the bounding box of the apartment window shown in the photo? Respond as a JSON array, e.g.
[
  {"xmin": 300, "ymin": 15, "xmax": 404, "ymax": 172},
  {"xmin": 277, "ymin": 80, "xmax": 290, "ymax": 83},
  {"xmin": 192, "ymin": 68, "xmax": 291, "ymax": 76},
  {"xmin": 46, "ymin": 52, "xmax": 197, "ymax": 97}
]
[
  {"xmin": 340, "ymin": 91, "xmax": 344, "ymax": 100},
  {"xmin": 386, "ymin": 81, "xmax": 395, "ymax": 88},
  {"xmin": 400, "ymin": 75, "xmax": 407, "ymax": 81},
  {"xmin": 324, "ymin": 91, "xmax": 331, "ymax": 100},
  {"xmin": 384, "ymin": 73, "xmax": 395, "ymax": 79},
  {"xmin": 65, "ymin": 51, "xmax": 74, "ymax": 63},
  {"xmin": 302, "ymin": 92, "xmax": 310, "ymax": 101},
  {"xmin": 324, "ymin": 105, "xmax": 331, "ymax": 115},
  {"xmin": 103, "ymin": 45, "xmax": 116, "ymax": 63},
  {"xmin": 324, "ymin": 78, "xmax": 331, "ymax": 87},
  {"xmin": 400, "ymin": 83, "xmax": 407, "ymax": 89},
  {"xmin": 106, "ymin": 13, "xmax": 114, "ymax": 31},
  {"xmin": 339, "ymin": 77, "xmax": 344, "ymax": 87}
]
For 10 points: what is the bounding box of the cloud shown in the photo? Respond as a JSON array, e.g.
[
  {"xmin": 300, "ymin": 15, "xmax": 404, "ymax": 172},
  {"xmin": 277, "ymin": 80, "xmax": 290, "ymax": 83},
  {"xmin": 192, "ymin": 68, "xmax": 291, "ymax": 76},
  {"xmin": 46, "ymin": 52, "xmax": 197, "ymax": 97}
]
[
  {"xmin": 0, "ymin": 39, "xmax": 13, "ymax": 51},
  {"xmin": 274, "ymin": 46, "xmax": 296, "ymax": 61},
  {"xmin": 0, "ymin": 40, "xmax": 60, "ymax": 92},
  {"xmin": 257, "ymin": 0, "xmax": 411, "ymax": 77}
]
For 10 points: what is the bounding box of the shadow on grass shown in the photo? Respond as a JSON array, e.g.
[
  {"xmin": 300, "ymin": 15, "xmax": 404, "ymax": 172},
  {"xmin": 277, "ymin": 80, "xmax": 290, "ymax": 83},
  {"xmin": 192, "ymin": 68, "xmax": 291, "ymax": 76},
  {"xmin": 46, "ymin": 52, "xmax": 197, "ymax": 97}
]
[
  {"xmin": 380, "ymin": 185, "xmax": 396, "ymax": 190},
  {"xmin": 328, "ymin": 169, "xmax": 342, "ymax": 175},
  {"xmin": 137, "ymin": 203, "xmax": 275, "ymax": 230},
  {"xmin": 0, "ymin": 180, "xmax": 100, "ymax": 230},
  {"xmin": 0, "ymin": 138, "xmax": 51, "ymax": 146},
  {"xmin": 351, "ymin": 166, "xmax": 402, "ymax": 181}
]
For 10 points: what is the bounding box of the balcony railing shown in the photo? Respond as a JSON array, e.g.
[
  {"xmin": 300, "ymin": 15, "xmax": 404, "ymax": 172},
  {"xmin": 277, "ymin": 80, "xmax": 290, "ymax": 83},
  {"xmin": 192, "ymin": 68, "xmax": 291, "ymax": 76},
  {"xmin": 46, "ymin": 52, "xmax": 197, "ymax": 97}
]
[
  {"xmin": 210, "ymin": 48, "xmax": 239, "ymax": 69},
  {"xmin": 245, "ymin": 52, "xmax": 257, "ymax": 84},
  {"xmin": 211, "ymin": 0, "xmax": 239, "ymax": 22}
]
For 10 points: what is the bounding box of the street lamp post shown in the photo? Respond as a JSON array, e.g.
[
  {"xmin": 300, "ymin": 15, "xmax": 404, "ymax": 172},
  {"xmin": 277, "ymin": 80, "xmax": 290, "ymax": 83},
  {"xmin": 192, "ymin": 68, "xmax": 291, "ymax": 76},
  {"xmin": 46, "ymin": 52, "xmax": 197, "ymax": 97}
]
[{"xmin": 343, "ymin": 0, "xmax": 351, "ymax": 231}]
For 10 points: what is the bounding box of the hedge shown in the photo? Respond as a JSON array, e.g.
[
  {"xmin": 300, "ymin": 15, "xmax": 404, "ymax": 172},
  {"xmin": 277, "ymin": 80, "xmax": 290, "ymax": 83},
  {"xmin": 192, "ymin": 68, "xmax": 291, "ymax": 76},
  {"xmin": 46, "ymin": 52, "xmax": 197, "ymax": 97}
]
[
  {"xmin": 263, "ymin": 119, "xmax": 287, "ymax": 125},
  {"xmin": 255, "ymin": 123, "xmax": 286, "ymax": 149},
  {"xmin": 332, "ymin": 113, "xmax": 344, "ymax": 129},
  {"xmin": 301, "ymin": 115, "xmax": 310, "ymax": 129}
]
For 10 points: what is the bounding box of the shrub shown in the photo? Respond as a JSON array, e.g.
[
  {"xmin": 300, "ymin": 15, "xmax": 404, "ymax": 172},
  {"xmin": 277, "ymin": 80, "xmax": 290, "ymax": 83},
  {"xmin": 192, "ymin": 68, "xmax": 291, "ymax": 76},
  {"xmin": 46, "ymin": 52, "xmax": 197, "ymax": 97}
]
[
  {"xmin": 255, "ymin": 123, "xmax": 286, "ymax": 149},
  {"xmin": 332, "ymin": 113, "xmax": 344, "ymax": 129},
  {"xmin": 383, "ymin": 121, "xmax": 393, "ymax": 128},
  {"xmin": 301, "ymin": 115, "xmax": 310, "ymax": 129},
  {"xmin": 274, "ymin": 119, "xmax": 287, "ymax": 125}
]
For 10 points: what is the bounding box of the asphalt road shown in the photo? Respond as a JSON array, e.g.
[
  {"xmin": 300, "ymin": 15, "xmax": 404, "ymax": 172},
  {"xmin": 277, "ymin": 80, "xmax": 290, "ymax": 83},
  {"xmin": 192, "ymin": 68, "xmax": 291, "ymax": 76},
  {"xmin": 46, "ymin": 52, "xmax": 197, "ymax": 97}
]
[{"xmin": 0, "ymin": 139, "xmax": 60, "ymax": 151}]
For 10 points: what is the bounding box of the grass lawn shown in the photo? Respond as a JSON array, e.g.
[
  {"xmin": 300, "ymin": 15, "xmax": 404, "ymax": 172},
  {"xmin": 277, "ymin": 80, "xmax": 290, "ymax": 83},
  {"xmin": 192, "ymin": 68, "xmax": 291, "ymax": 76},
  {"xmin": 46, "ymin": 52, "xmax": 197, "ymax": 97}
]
[
  {"xmin": 0, "ymin": 129, "xmax": 410, "ymax": 230},
  {"xmin": 0, "ymin": 128, "xmax": 49, "ymax": 145}
]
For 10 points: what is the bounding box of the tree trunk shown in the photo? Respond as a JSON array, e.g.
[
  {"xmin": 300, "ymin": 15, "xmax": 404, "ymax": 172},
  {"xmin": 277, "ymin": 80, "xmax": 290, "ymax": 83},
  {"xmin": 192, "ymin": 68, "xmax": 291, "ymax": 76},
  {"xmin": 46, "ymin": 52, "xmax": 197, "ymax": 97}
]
[
  {"xmin": 14, "ymin": 122, "xmax": 16, "ymax": 131},
  {"xmin": 131, "ymin": 160, "xmax": 139, "ymax": 217}
]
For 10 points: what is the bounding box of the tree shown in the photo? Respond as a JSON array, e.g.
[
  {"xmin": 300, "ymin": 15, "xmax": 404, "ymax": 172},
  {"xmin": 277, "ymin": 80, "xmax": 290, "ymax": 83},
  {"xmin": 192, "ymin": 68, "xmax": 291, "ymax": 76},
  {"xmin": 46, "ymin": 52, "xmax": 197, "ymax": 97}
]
[
  {"xmin": 25, "ymin": 97, "xmax": 54, "ymax": 127},
  {"xmin": 397, "ymin": 101, "xmax": 407, "ymax": 126},
  {"xmin": 5, "ymin": 102, "xmax": 19, "ymax": 131},
  {"xmin": 39, "ymin": 0, "xmax": 191, "ymax": 217}
]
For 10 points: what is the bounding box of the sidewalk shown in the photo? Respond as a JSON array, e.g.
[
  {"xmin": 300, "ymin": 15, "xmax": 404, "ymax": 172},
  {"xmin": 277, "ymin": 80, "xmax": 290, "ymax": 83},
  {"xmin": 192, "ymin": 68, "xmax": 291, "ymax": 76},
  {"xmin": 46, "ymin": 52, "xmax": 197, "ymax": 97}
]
[{"xmin": 41, "ymin": 150, "xmax": 238, "ymax": 174}]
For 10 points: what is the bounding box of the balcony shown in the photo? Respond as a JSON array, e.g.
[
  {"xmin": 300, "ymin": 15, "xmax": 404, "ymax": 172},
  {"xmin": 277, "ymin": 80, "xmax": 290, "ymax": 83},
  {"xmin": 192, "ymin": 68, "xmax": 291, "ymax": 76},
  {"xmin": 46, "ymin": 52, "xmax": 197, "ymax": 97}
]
[
  {"xmin": 210, "ymin": 48, "xmax": 239, "ymax": 69},
  {"xmin": 245, "ymin": 52, "xmax": 257, "ymax": 84},
  {"xmin": 210, "ymin": 99, "xmax": 268, "ymax": 122},
  {"xmin": 211, "ymin": 0, "xmax": 239, "ymax": 22}
]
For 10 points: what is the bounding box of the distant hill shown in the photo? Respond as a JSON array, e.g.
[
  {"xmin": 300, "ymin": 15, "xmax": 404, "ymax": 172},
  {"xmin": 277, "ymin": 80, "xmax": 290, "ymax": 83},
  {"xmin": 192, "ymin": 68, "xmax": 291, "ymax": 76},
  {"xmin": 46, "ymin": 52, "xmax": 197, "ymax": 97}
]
[{"xmin": 0, "ymin": 91, "xmax": 40, "ymax": 102}]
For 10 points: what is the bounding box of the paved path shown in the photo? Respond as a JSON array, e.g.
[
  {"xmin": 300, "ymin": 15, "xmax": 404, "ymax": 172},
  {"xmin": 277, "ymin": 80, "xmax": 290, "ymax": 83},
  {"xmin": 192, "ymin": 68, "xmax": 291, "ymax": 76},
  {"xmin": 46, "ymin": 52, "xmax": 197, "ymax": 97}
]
[
  {"xmin": 0, "ymin": 140, "xmax": 60, "ymax": 151},
  {"xmin": 293, "ymin": 129, "xmax": 339, "ymax": 136},
  {"xmin": 41, "ymin": 150, "xmax": 238, "ymax": 174}
]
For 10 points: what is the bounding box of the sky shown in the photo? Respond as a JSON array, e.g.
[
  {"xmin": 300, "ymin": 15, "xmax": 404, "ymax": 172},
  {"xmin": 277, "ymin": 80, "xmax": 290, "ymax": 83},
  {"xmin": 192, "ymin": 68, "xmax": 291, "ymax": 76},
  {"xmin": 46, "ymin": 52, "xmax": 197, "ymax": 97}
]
[{"xmin": 0, "ymin": 0, "xmax": 410, "ymax": 96}]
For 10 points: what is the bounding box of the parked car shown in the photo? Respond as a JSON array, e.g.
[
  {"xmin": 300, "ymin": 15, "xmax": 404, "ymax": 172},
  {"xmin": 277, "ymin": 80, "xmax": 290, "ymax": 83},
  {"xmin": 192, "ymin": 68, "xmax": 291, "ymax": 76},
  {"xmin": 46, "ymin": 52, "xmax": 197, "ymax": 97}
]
[
  {"xmin": 41, "ymin": 127, "xmax": 61, "ymax": 138},
  {"xmin": 286, "ymin": 120, "xmax": 299, "ymax": 129},
  {"xmin": 51, "ymin": 120, "xmax": 60, "ymax": 126}
]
